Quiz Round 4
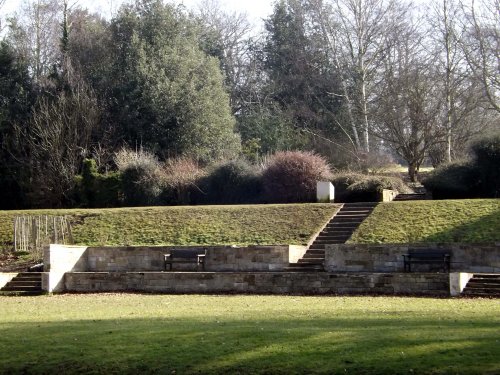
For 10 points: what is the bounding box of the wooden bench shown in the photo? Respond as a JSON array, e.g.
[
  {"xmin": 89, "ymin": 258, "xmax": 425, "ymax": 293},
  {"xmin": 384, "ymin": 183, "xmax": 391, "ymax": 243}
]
[
  {"xmin": 164, "ymin": 249, "xmax": 206, "ymax": 271},
  {"xmin": 403, "ymin": 251, "xmax": 451, "ymax": 272}
]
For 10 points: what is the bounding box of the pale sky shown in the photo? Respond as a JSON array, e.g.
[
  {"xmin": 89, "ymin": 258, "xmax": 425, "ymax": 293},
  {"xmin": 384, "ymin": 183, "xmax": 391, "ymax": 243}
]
[{"xmin": 1, "ymin": 0, "xmax": 274, "ymax": 25}]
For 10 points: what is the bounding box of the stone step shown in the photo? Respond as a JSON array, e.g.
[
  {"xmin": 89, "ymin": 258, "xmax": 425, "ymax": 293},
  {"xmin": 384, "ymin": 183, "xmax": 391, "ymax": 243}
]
[
  {"xmin": 467, "ymin": 281, "xmax": 500, "ymax": 287},
  {"xmin": 2, "ymin": 285, "xmax": 43, "ymax": 292},
  {"xmin": 313, "ymin": 237, "xmax": 350, "ymax": 244},
  {"xmin": 285, "ymin": 266, "xmax": 324, "ymax": 272},
  {"xmin": 0, "ymin": 273, "xmax": 43, "ymax": 294},
  {"xmin": 0, "ymin": 290, "xmax": 44, "ymax": 296},
  {"xmin": 298, "ymin": 258, "xmax": 323, "ymax": 264},
  {"xmin": 342, "ymin": 202, "xmax": 378, "ymax": 207},
  {"xmin": 471, "ymin": 274, "xmax": 500, "ymax": 279},
  {"xmin": 16, "ymin": 272, "xmax": 42, "ymax": 277},
  {"xmin": 335, "ymin": 209, "xmax": 372, "ymax": 214},
  {"xmin": 317, "ymin": 231, "xmax": 353, "ymax": 237},
  {"xmin": 4, "ymin": 281, "xmax": 41, "ymax": 288},
  {"xmin": 462, "ymin": 289, "xmax": 500, "ymax": 297},
  {"xmin": 326, "ymin": 223, "xmax": 360, "ymax": 228},
  {"xmin": 331, "ymin": 214, "xmax": 366, "ymax": 219},
  {"xmin": 304, "ymin": 249, "xmax": 325, "ymax": 256},
  {"xmin": 8, "ymin": 276, "xmax": 41, "ymax": 282}
]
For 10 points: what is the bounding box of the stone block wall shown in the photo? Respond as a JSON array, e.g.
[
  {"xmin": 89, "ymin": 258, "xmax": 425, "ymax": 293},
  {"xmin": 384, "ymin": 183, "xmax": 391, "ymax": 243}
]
[
  {"xmin": 45, "ymin": 244, "xmax": 307, "ymax": 274},
  {"xmin": 65, "ymin": 271, "xmax": 450, "ymax": 296},
  {"xmin": 325, "ymin": 243, "xmax": 500, "ymax": 273}
]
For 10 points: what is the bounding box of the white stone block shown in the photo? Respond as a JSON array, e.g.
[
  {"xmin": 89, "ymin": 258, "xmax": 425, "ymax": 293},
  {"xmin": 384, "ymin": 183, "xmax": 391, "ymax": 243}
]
[
  {"xmin": 449, "ymin": 272, "xmax": 474, "ymax": 296},
  {"xmin": 317, "ymin": 181, "xmax": 335, "ymax": 203}
]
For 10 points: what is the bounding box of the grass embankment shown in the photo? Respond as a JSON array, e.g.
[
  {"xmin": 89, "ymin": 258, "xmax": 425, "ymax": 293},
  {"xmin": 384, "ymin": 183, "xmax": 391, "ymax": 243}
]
[
  {"xmin": 0, "ymin": 204, "xmax": 338, "ymax": 250},
  {"xmin": 0, "ymin": 294, "xmax": 498, "ymax": 374},
  {"xmin": 350, "ymin": 199, "xmax": 500, "ymax": 244}
]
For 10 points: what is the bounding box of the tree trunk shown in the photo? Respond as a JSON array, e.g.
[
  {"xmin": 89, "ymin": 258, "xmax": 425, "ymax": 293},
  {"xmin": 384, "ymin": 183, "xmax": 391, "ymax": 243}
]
[{"xmin": 408, "ymin": 162, "xmax": 418, "ymax": 183}]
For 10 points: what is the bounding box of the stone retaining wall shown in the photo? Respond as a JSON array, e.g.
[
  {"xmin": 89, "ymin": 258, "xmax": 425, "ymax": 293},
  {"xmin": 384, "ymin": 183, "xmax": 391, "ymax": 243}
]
[
  {"xmin": 325, "ymin": 243, "xmax": 500, "ymax": 273},
  {"xmin": 45, "ymin": 244, "xmax": 307, "ymax": 273},
  {"xmin": 0, "ymin": 273, "xmax": 17, "ymax": 288},
  {"xmin": 64, "ymin": 271, "xmax": 449, "ymax": 296}
]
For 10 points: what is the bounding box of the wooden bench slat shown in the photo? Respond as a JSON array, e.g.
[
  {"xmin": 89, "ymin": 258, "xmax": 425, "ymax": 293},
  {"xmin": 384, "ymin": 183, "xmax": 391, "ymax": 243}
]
[
  {"xmin": 403, "ymin": 251, "xmax": 451, "ymax": 273},
  {"xmin": 164, "ymin": 249, "xmax": 207, "ymax": 271}
]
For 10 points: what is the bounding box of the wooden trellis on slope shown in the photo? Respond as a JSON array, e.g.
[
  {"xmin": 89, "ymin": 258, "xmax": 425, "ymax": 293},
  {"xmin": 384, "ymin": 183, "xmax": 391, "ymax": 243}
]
[{"xmin": 13, "ymin": 215, "xmax": 74, "ymax": 257}]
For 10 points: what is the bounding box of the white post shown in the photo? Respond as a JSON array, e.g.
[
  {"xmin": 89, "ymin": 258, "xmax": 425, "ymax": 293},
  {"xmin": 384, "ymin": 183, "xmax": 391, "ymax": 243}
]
[{"xmin": 317, "ymin": 181, "xmax": 335, "ymax": 203}]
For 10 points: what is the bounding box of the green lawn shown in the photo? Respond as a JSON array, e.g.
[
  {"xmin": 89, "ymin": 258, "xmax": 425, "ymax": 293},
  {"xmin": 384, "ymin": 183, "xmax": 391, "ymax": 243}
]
[
  {"xmin": 0, "ymin": 294, "xmax": 498, "ymax": 374},
  {"xmin": 350, "ymin": 199, "xmax": 500, "ymax": 244},
  {"xmin": 0, "ymin": 204, "xmax": 338, "ymax": 250}
]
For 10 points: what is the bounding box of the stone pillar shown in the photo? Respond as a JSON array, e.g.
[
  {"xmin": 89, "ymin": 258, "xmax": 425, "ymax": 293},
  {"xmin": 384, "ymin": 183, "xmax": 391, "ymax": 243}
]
[
  {"xmin": 449, "ymin": 272, "xmax": 474, "ymax": 296},
  {"xmin": 317, "ymin": 181, "xmax": 335, "ymax": 203}
]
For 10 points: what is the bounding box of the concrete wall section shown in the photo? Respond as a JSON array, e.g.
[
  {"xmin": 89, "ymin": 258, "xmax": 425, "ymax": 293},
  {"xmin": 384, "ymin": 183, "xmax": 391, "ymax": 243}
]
[
  {"xmin": 65, "ymin": 272, "xmax": 449, "ymax": 296},
  {"xmin": 325, "ymin": 244, "xmax": 500, "ymax": 273},
  {"xmin": 43, "ymin": 244, "xmax": 88, "ymax": 292},
  {"xmin": 0, "ymin": 273, "xmax": 17, "ymax": 288}
]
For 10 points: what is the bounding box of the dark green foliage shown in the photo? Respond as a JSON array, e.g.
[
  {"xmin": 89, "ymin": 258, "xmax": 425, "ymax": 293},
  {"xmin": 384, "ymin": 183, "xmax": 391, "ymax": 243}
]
[
  {"xmin": 121, "ymin": 167, "xmax": 161, "ymax": 207},
  {"xmin": 106, "ymin": 0, "xmax": 240, "ymax": 161},
  {"xmin": 199, "ymin": 160, "xmax": 262, "ymax": 204},
  {"xmin": 471, "ymin": 134, "xmax": 500, "ymax": 197},
  {"xmin": 422, "ymin": 162, "xmax": 479, "ymax": 199},
  {"xmin": 423, "ymin": 134, "xmax": 500, "ymax": 199},
  {"xmin": 331, "ymin": 173, "xmax": 411, "ymax": 202},
  {"xmin": 262, "ymin": 151, "xmax": 332, "ymax": 203},
  {"xmin": 76, "ymin": 159, "xmax": 122, "ymax": 208},
  {"xmin": 0, "ymin": 41, "xmax": 34, "ymax": 209}
]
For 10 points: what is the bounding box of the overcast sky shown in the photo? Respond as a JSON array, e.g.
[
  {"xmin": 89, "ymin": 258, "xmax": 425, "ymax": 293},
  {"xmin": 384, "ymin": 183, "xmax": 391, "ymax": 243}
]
[{"xmin": 1, "ymin": 0, "xmax": 274, "ymax": 26}]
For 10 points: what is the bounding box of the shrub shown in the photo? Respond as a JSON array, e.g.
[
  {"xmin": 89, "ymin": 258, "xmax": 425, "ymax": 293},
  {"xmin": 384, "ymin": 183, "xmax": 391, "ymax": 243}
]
[
  {"xmin": 331, "ymin": 172, "xmax": 411, "ymax": 202},
  {"xmin": 262, "ymin": 151, "xmax": 332, "ymax": 203},
  {"xmin": 422, "ymin": 161, "xmax": 479, "ymax": 199},
  {"xmin": 346, "ymin": 176, "xmax": 412, "ymax": 202},
  {"xmin": 330, "ymin": 172, "xmax": 367, "ymax": 202},
  {"xmin": 115, "ymin": 148, "xmax": 163, "ymax": 206},
  {"xmin": 199, "ymin": 159, "xmax": 262, "ymax": 204},
  {"xmin": 471, "ymin": 134, "xmax": 500, "ymax": 198},
  {"xmin": 160, "ymin": 158, "xmax": 206, "ymax": 205},
  {"xmin": 76, "ymin": 159, "xmax": 122, "ymax": 208}
]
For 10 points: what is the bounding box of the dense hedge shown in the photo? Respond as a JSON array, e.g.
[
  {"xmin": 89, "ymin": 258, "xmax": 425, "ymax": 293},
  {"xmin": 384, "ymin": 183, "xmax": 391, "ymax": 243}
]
[
  {"xmin": 422, "ymin": 162, "xmax": 479, "ymax": 199},
  {"xmin": 423, "ymin": 134, "xmax": 500, "ymax": 199},
  {"xmin": 331, "ymin": 172, "xmax": 411, "ymax": 202},
  {"xmin": 198, "ymin": 160, "xmax": 262, "ymax": 204},
  {"xmin": 75, "ymin": 151, "xmax": 419, "ymax": 206},
  {"xmin": 75, "ymin": 159, "xmax": 122, "ymax": 208}
]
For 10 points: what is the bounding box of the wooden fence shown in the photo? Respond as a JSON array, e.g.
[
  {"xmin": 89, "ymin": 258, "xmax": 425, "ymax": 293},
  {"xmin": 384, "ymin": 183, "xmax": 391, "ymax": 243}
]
[{"xmin": 13, "ymin": 215, "xmax": 74, "ymax": 258}]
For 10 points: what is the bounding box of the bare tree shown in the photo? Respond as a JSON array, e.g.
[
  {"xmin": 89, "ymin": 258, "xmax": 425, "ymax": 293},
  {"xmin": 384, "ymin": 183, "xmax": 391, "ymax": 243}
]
[
  {"xmin": 373, "ymin": 19, "xmax": 445, "ymax": 182},
  {"xmin": 196, "ymin": 0, "xmax": 253, "ymax": 114},
  {"xmin": 460, "ymin": 0, "xmax": 500, "ymax": 113},
  {"xmin": 309, "ymin": 0, "xmax": 410, "ymax": 153},
  {"xmin": 6, "ymin": 0, "xmax": 62, "ymax": 81},
  {"xmin": 14, "ymin": 67, "xmax": 100, "ymax": 207}
]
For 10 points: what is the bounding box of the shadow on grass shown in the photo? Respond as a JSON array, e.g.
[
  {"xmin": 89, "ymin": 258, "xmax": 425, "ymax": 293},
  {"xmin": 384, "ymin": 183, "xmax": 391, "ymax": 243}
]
[
  {"xmin": 0, "ymin": 316, "xmax": 498, "ymax": 374},
  {"xmin": 422, "ymin": 208, "xmax": 500, "ymax": 243}
]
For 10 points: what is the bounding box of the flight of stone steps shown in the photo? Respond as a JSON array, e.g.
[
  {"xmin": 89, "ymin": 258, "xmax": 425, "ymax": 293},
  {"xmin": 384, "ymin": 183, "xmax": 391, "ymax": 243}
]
[
  {"xmin": 462, "ymin": 274, "xmax": 500, "ymax": 297},
  {"xmin": 287, "ymin": 202, "xmax": 378, "ymax": 272},
  {"xmin": 0, "ymin": 272, "xmax": 43, "ymax": 296}
]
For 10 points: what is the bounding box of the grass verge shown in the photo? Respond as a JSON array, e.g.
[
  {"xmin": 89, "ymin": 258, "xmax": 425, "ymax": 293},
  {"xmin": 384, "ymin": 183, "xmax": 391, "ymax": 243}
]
[
  {"xmin": 349, "ymin": 199, "xmax": 500, "ymax": 244},
  {"xmin": 0, "ymin": 294, "xmax": 498, "ymax": 374},
  {"xmin": 0, "ymin": 204, "xmax": 338, "ymax": 250}
]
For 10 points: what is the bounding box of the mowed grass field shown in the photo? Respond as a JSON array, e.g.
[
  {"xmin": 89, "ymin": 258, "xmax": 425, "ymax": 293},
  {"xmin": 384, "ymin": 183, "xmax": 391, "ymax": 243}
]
[{"xmin": 0, "ymin": 294, "xmax": 498, "ymax": 374}]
